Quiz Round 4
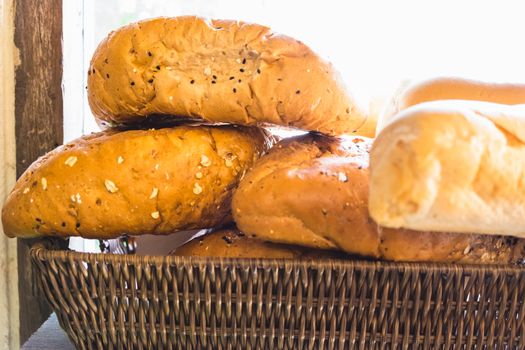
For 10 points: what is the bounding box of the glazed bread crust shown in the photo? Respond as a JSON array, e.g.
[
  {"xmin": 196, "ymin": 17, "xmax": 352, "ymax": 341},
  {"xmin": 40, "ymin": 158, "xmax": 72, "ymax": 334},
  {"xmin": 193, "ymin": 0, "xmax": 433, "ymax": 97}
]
[
  {"xmin": 380, "ymin": 76, "xmax": 525, "ymax": 131},
  {"xmin": 233, "ymin": 133, "xmax": 525, "ymax": 263},
  {"xmin": 87, "ymin": 16, "xmax": 366, "ymax": 136},
  {"xmin": 370, "ymin": 100, "xmax": 525, "ymax": 237},
  {"xmin": 2, "ymin": 125, "xmax": 272, "ymax": 239}
]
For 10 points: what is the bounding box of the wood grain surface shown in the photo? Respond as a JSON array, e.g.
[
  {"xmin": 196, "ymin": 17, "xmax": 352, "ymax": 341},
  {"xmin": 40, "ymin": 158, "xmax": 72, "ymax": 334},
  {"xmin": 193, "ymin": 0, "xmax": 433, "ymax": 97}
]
[{"xmin": 14, "ymin": 0, "xmax": 63, "ymax": 344}]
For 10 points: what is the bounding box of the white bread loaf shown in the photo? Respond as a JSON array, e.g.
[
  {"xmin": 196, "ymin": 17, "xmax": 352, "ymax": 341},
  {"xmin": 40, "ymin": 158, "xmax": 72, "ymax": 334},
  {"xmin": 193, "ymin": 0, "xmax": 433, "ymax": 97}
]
[
  {"xmin": 379, "ymin": 76, "xmax": 525, "ymax": 132},
  {"xmin": 370, "ymin": 100, "xmax": 525, "ymax": 237}
]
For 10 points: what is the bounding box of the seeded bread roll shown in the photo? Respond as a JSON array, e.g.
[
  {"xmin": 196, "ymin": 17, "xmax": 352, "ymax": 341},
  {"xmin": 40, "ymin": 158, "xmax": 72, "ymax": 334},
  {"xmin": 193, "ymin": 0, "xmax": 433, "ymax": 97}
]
[
  {"xmin": 232, "ymin": 134, "xmax": 525, "ymax": 264},
  {"xmin": 379, "ymin": 76, "xmax": 525, "ymax": 131},
  {"xmin": 87, "ymin": 16, "xmax": 366, "ymax": 136},
  {"xmin": 2, "ymin": 125, "xmax": 272, "ymax": 239},
  {"xmin": 171, "ymin": 227, "xmax": 345, "ymax": 259}
]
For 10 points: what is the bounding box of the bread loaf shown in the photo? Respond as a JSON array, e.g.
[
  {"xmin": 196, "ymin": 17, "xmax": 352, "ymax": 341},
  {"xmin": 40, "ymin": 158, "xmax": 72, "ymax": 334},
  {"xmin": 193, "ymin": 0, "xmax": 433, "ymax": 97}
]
[
  {"xmin": 2, "ymin": 125, "xmax": 272, "ymax": 239},
  {"xmin": 233, "ymin": 133, "xmax": 525, "ymax": 263},
  {"xmin": 379, "ymin": 76, "xmax": 525, "ymax": 131},
  {"xmin": 87, "ymin": 16, "xmax": 366, "ymax": 136},
  {"xmin": 172, "ymin": 227, "xmax": 345, "ymax": 259},
  {"xmin": 370, "ymin": 100, "xmax": 525, "ymax": 238}
]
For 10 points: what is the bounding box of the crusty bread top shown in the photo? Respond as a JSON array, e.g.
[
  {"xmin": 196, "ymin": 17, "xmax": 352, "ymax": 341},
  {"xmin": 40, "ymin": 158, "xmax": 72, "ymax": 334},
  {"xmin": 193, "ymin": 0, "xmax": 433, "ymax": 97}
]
[
  {"xmin": 370, "ymin": 100, "xmax": 525, "ymax": 237},
  {"xmin": 233, "ymin": 134, "xmax": 376, "ymax": 253},
  {"xmin": 2, "ymin": 125, "xmax": 272, "ymax": 239},
  {"xmin": 379, "ymin": 76, "xmax": 525, "ymax": 131},
  {"xmin": 87, "ymin": 16, "xmax": 366, "ymax": 136}
]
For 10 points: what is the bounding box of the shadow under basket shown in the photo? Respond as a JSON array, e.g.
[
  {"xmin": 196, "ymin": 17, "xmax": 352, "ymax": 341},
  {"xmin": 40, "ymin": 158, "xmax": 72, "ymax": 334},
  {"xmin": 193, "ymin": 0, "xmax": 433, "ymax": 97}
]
[{"xmin": 30, "ymin": 243, "xmax": 525, "ymax": 350}]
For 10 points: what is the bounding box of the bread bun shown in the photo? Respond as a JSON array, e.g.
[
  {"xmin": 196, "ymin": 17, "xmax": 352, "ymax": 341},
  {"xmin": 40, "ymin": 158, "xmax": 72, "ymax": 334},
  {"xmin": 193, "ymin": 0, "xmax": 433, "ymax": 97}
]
[
  {"xmin": 233, "ymin": 133, "xmax": 525, "ymax": 263},
  {"xmin": 370, "ymin": 100, "xmax": 525, "ymax": 238},
  {"xmin": 2, "ymin": 125, "xmax": 272, "ymax": 239},
  {"xmin": 172, "ymin": 227, "xmax": 344, "ymax": 259},
  {"xmin": 88, "ymin": 16, "xmax": 366, "ymax": 136},
  {"xmin": 379, "ymin": 76, "xmax": 525, "ymax": 131}
]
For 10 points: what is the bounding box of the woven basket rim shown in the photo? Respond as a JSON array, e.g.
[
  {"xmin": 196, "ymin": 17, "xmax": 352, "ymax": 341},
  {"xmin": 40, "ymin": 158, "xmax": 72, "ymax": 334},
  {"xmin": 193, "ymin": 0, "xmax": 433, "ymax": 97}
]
[{"xmin": 29, "ymin": 242, "xmax": 525, "ymax": 274}]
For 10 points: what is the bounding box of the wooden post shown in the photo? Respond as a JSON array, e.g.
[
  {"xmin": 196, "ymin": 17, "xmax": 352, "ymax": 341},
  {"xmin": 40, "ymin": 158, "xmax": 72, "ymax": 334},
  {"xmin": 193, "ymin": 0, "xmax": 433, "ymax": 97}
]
[
  {"xmin": 13, "ymin": 0, "xmax": 63, "ymax": 344},
  {"xmin": 0, "ymin": 1, "xmax": 20, "ymax": 348}
]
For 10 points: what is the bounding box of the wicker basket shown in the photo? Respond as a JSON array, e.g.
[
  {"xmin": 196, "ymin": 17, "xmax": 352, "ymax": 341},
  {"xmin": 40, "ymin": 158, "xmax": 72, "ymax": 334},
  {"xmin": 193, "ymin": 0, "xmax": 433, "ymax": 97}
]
[{"xmin": 30, "ymin": 243, "xmax": 525, "ymax": 350}]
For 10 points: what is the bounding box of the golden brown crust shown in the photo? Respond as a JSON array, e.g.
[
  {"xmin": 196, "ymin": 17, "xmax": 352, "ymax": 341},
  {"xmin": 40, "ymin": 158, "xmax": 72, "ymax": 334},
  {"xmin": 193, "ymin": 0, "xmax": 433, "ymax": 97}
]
[
  {"xmin": 87, "ymin": 16, "xmax": 366, "ymax": 136},
  {"xmin": 2, "ymin": 125, "xmax": 272, "ymax": 239},
  {"xmin": 232, "ymin": 133, "xmax": 525, "ymax": 264},
  {"xmin": 171, "ymin": 227, "xmax": 344, "ymax": 259},
  {"xmin": 380, "ymin": 76, "xmax": 525, "ymax": 131}
]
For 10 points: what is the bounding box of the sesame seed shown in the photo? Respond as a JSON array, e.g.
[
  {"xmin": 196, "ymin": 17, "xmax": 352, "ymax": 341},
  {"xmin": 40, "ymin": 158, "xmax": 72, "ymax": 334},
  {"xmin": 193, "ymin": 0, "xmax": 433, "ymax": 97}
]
[
  {"xmin": 169, "ymin": 96, "xmax": 174, "ymax": 101},
  {"xmin": 212, "ymin": 75, "xmax": 217, "ymax": 79},
  {"xmin": 41, "ymin": 178, "xmax": 47, "ymax": 191},
  {"xmin": 71, "ymin": 193, "xmax": 82, "ymax": 204},
  {"xmin": 257, "ymin": 69, "xmax": 261, "ymax": 74},
  {"xmin": 233, "ymin": 88, "xmax": 237, "ymax": 93},
  {"xmin": 190, "ymin": 80, "xmax": 195, "ymax": 84},
  {"xmin": 306, "ymin": 68, "xmax": 311, "ymax": 73},
  {"xmin": 200, "ymin": 155, "xmax": 211, "ymax": 167},
  {"xmin": 64, "ymin": 156, "xmax": 78, "ymax": 167},
  {"xmin": 337, "ymin": 172, "xmax": 348, "ymax": 182},
  {"xmin": 224, "ymin": 154, "xmax": 236, "ymax": 167},
  {"xmin": 148, "ymin": 79, "xmax": 154, "ymax": 83},
  {"xmin": 133, "ymin": 68, "xmax": 137, "ymax": 73},
  {"xmin": 104, "ymin": 179, "xmax": 118, "ymax": 193},
  {"xmin": 117, "ymin": 156, "xmax": 124, "ymax": 164},
  {"xmin": 204, "ymin": 66, "xmax": 212, "ymax": 76},
  {"xmin": 195, "ymin": 172, "xmax": 203, "ymax": 179},
  {"xmin": 239, "ymin": 68, "xmax": 245, "ymax": 73},
  {"xmin": 236, "ymin": 58, "xmax": 241, "ymax": 64},
  {"xmin": 193, "ymin": 183, "xmax": 203, "ymax": 195},
  {"xmin": 463, "ymin": 245, "xmax": 471, "ymax": 255},
  {"xmin": 151, "ymin": 211, "xmax": 160, "ymax": 219},
  {"xmin": 130, "ymin": 81, "xmax": 135, "ymax": 86},
  {"xmin": 242, "ymin": 58, "xmax": 246, "ymax": 64},
  {"xmin": 296, "ymin": 90, "xmax": 301, "ymax": 94},
  {"xmin": 155, "ymin": 164, "xmax": 160, "ymax": 170},
  {"xmin": 23, "ymin": 187, "xmax": 30, "ymax": 194},
  {"xmin": 229, "ymin": 76, "xmax": 235, "ymax": 80},
  {"xmin": 149, "ymin": 187, "xmax": 158, "ymax": 199}
]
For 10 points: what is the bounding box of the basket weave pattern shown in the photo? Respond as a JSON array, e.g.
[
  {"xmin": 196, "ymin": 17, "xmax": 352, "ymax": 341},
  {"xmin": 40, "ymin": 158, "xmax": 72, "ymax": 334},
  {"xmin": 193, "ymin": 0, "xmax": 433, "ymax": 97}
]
[{"xmin": 30, "ymin": 245, "xmax": 525, "ymax": 349}]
